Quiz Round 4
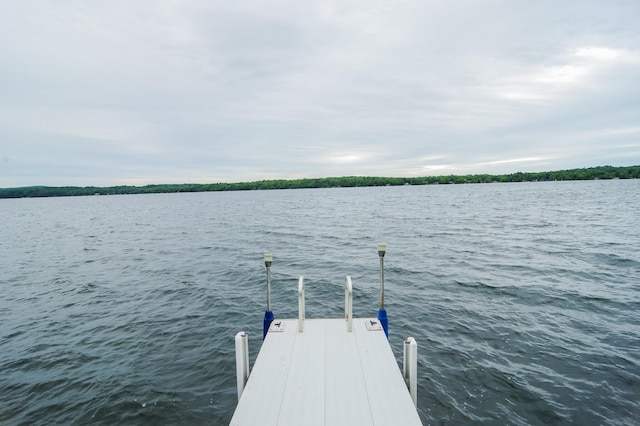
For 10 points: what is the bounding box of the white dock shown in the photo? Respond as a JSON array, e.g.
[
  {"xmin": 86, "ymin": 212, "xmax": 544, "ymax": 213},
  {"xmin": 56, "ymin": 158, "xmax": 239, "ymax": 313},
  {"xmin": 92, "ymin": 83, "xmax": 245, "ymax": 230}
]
[
  {"xmin": 230, "ymin": 316, "xmax": 422, "ymax": 425},
  {"xmin": 231, "ymin": 249, "xmax": 422, "ymax": 425}
]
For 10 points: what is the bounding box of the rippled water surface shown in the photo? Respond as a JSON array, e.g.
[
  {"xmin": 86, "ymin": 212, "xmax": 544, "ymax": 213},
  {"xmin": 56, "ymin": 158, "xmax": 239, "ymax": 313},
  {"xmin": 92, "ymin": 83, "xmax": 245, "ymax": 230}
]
[{"xmin": 1, "ymin": 180, "xmax": 639, "ymax": 425}]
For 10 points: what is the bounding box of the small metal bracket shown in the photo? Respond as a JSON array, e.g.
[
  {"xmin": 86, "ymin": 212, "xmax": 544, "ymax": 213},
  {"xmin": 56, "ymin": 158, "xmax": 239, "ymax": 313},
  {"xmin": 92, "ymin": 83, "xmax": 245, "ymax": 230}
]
[
  {"xmin": 268, "ymin": 321, "xmax": 286, "ymax": 332},
  {"xmin": 365, "ymin": 319, "xmax": 383, "ymax": 331}
]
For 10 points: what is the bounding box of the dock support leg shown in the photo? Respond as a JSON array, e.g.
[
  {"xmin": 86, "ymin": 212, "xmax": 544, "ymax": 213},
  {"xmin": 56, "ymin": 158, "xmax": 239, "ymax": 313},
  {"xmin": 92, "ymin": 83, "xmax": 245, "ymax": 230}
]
[
  {"xmin": 235, "ymin": 331, "xmax": 250, "ymax": 401},
  {"xmin": 403, "ymin": 336, "xmax": 418, "ymax": 407}
]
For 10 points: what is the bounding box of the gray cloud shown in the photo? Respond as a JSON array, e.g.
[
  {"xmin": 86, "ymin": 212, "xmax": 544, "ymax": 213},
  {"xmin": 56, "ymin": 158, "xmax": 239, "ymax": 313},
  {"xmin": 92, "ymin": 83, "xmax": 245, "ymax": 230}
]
[{"xmin": 1, "ymin": 0, "xmax": 639, "ymax": 187}]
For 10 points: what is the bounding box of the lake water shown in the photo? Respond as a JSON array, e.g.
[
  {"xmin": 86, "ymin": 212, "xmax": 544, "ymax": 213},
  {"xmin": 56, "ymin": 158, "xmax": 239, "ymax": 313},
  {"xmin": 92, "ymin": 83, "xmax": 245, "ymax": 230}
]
[{"xmin": 1, "ymin": 180, "xmax": 639, "ymax": 425}]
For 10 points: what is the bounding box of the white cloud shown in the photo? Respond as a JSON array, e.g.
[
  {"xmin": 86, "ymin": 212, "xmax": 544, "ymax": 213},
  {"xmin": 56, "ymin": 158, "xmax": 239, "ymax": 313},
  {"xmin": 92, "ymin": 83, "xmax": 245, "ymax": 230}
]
[
  {"xmin": 0, "ymin": 0, "xmax": 639, "ymax": 187},
  {"xmin": 574, "ymin": 47, "xmax": 626, "ymax": 61},
  {"xmin": 482, "ymin": 157, "xmax": 552, "ymax": 166},
  {"xmin": 422, "ymin": 165, "xmax": 452, "ymax": 172},
  {"xmin": 331, "ymin": 154, "xmax": 364, "ymax": 163}
]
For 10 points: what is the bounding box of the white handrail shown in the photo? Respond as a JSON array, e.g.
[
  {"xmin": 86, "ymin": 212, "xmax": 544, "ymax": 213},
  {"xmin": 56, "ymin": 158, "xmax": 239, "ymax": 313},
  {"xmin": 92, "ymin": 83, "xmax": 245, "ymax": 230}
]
[
  {"xmin": 298, "ymin": 276, "xmax": 305, "ymax": 332},
  {"xmin": 403, "ymin": 336, "xmax": 418, "ymax": 407},
  {"xmin": 235, "ymin": 331, "xmax": 250, "ymax": 401},
  {"xmin": 344, "ymin": 276, "xmax": 353, "ymax": 332}
]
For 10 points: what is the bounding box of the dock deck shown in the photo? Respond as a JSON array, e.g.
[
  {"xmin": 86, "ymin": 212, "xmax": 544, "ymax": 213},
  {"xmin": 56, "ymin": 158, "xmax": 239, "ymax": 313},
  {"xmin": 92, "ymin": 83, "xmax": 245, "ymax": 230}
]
[{"xmin": 230, "ymin": 317, "xmax": 422, "ymax": 425}]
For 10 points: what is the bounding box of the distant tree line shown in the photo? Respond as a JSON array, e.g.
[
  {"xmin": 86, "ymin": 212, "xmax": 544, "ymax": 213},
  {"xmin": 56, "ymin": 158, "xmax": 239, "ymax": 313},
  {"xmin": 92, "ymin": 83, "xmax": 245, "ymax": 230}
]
[{"xmin": 1, "ymin": 165, "xmax": 638, "ymax": 199}]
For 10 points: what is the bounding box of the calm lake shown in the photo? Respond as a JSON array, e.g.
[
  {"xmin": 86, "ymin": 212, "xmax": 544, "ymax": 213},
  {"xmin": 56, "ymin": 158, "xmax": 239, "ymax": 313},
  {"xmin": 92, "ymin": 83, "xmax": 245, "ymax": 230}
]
[{"xmin": 1, "ymin": 180, "xmax": 639, "ymax": 425}]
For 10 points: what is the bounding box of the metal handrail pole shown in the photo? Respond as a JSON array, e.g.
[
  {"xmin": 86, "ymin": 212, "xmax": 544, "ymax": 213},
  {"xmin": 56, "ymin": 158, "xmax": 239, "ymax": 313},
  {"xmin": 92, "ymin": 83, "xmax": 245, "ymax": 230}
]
[
  {"xmin": 298, "ymin": 276, "xmax": 305, "ymax": 332},
  {"xmin": 345, "ymin": 276, "xmax": 353, "ymax": 332}
]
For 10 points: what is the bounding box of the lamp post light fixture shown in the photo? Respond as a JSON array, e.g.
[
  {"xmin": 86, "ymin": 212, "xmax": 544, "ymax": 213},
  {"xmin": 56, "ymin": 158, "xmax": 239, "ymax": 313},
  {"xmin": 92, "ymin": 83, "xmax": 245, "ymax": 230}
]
[
  {"xmin": 376, "ymin": 244, "xmax": 389, "ymax": 337},
  {"xmin": 263, "ymin": 253, "xmax": 274, "ymax": 339}
]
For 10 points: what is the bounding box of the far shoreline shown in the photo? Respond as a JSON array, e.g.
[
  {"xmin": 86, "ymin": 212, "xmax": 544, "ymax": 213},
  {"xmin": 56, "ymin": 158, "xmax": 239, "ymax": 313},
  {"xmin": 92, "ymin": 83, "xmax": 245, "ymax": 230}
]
[{"xmin": 1, "ymin": 165, "xmax": 638, "ymax": 199}]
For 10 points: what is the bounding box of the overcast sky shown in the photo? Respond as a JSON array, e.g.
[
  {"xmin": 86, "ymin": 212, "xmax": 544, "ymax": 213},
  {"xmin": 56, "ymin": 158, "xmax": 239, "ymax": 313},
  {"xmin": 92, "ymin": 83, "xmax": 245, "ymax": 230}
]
[{"xmin": 1, "ymin": 0, "xmax": 639, "ymax": 187}]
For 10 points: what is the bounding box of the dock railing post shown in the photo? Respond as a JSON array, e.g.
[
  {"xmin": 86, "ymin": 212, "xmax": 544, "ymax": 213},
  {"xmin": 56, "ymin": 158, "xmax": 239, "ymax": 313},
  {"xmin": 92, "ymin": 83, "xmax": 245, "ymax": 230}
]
[
  {"xmin": 403, "ymin": 336, "xmax": 418, "ymax": 407},
  {"xmin": 298, "ymin": 276, "xmax": 305, "ymax": 332},
  {"xmin": 377, "ymin": 243, "xmax": 389, "ymax": 337},
  {"xmin": 235, "ymin": 331, "xmax": 250, "ymax": 401},
  {"xmin": 263, "ymin": 254, "xmax": 274, "ymax": 340},
  {"xmin": 345, "ymin": 276, "xmax": 353, "ymax": 332}
]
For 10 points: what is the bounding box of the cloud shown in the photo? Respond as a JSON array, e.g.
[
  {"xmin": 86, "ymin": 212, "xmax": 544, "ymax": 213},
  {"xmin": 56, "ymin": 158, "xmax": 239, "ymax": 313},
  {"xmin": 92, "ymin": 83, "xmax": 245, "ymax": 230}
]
[
  {"xmin": 481, "ymin": 157, "xmax": 552, "ymax": 166},
  {"xmin": 1, "ymin": 0, "xmax": 639, "ymax": 187}
]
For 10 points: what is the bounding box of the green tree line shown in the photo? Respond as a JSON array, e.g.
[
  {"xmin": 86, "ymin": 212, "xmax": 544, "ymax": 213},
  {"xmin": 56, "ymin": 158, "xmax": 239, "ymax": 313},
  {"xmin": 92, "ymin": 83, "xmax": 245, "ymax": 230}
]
[{"xmin": 1, "ymin": 165, "xmax": 638, "ymax": 199}]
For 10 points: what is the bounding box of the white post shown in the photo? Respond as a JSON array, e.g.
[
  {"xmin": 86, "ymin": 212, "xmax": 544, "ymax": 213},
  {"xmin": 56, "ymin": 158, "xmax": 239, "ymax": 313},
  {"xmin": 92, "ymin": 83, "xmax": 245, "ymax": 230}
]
[
  {"xmin": 345, "ymin": 276, "xmax": 353, "ymax": 332},
  {"xmin": 235, "ymin": 331, "xmax": 249, "ymax": 401},
  {"xmin": 403, "ymin": 336, "xmax": 418, "ymax": 407},
  {"xmin": 298, "ymin": 276, "xmax": 305, "ymax": 332}
]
